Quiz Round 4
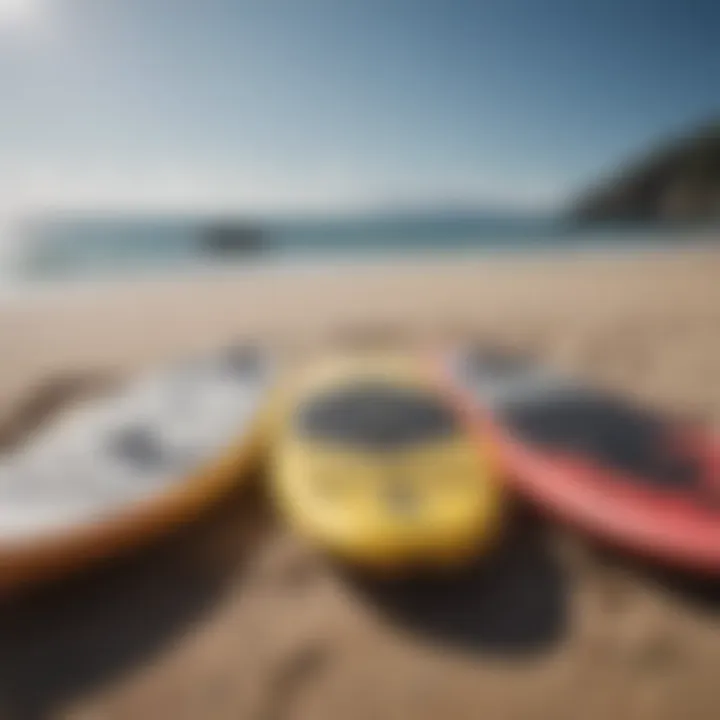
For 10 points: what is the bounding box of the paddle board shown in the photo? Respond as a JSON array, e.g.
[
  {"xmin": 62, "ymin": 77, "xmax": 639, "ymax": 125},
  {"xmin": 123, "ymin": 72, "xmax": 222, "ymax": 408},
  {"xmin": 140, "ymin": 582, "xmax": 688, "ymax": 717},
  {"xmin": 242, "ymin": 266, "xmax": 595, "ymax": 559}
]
[
  {"xmin": 0, "ymin": 343, "xmax": 277, "ymax": 591},
  {"xmin": 440, "ymin": 347, "xmax": 720, "ymax": 573},
  {"xmin": 271, "ymin": 353, "xmax": 502, "ymax": 571}
]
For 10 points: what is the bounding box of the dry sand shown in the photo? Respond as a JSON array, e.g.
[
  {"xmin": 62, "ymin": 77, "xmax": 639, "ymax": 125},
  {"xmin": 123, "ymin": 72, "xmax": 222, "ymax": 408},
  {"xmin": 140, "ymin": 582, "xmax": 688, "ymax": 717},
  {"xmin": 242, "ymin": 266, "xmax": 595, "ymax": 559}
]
[{"xmin": 2, "ymin": 248, "xmax": 720, "ymax": 719}]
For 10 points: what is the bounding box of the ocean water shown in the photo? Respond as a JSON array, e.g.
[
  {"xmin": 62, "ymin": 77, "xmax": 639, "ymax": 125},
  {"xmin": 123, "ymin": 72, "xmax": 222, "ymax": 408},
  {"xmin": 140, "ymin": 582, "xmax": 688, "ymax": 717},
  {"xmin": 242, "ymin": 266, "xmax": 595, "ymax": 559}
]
[{"xmin": 5, "ymin": 212, "xmax": 716, "ymax": 285}]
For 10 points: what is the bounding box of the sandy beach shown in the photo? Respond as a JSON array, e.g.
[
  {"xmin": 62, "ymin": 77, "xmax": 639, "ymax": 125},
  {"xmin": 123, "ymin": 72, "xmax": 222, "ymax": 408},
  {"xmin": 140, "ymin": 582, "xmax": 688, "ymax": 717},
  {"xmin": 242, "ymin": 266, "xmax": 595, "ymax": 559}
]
[{"xmin": 3, "ymin": 247, "xmax": 720, "ymax": 720}]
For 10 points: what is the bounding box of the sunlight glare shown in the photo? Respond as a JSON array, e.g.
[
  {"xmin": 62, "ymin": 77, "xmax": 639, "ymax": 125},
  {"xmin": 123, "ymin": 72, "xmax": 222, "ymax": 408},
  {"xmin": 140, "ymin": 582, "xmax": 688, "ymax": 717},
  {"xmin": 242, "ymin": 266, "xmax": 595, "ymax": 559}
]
[{"xmin": 0, "ymin": 0, "xmax": 41, "ymax": 29}]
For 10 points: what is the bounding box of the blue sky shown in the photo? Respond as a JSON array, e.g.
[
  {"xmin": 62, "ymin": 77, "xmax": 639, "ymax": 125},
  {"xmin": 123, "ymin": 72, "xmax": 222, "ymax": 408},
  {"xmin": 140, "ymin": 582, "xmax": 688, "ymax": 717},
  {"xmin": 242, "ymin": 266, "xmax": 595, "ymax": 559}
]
[{"xmin": 1, "ymin": 0, "xmax": 719, "ymax": 215}]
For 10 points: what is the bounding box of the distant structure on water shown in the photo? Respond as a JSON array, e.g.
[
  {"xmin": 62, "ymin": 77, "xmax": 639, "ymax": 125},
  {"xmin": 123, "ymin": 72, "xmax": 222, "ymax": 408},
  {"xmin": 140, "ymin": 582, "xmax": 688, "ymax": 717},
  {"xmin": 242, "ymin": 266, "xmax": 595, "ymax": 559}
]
[{"xmin": 201, "ymin": 222, "xmax": 267, "ymax": 254}]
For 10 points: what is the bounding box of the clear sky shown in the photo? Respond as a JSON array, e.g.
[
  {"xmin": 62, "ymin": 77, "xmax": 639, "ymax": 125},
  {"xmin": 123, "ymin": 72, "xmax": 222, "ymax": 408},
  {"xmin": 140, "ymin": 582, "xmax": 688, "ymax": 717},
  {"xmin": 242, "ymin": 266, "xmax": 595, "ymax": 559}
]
[{"xmin": 1, "ymin": 0, "xmax": 719, "ymax": 215}]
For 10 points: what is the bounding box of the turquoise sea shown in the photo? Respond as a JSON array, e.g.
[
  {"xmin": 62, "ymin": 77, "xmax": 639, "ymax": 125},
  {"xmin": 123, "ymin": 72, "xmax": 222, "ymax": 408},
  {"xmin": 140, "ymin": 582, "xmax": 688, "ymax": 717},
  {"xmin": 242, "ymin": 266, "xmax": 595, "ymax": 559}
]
[{"xmin": 4, "ymin": 212, "xmax": 718, "ymax": 285}]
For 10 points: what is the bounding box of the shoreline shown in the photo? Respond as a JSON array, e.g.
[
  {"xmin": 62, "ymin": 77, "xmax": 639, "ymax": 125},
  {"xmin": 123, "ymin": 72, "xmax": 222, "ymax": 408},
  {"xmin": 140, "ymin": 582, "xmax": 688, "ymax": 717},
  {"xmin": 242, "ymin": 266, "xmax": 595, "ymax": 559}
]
[{"xmin": 2, "ymin": 232, "xmax": 719, "ymax": 305}]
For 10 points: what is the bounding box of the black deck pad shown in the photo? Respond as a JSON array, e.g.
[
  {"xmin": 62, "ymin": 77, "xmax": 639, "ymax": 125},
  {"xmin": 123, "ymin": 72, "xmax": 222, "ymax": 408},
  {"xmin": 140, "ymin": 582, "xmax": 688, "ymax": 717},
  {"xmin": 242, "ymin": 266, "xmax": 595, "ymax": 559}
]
[
  {"xmin": 296, "ymin": 381, "xmax": 459, "ymax": 451},
  {"xmin": 454, "ymin": 348, "xmax": 701, "ymax": 493},
  {"xmin": 501, "ymin": 391, "xmax": 698, "ymax": 490}
]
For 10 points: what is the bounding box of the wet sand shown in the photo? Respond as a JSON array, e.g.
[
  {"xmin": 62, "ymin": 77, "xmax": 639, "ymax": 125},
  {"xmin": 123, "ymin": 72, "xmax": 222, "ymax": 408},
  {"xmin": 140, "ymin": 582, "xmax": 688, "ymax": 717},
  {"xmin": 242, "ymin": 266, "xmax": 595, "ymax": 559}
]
[{"xmin": 2, "ymin": 248, "xmax": 720, "ymax": 720}]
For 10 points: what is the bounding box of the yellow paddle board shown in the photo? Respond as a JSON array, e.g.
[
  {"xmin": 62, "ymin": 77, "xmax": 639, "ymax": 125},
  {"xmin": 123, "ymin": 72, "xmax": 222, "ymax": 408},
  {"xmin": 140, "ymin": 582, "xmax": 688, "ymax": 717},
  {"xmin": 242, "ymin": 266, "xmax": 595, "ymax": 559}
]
[{"xmin": 270, "ymin": 352, "xmax": 503, "ymax": 571}]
